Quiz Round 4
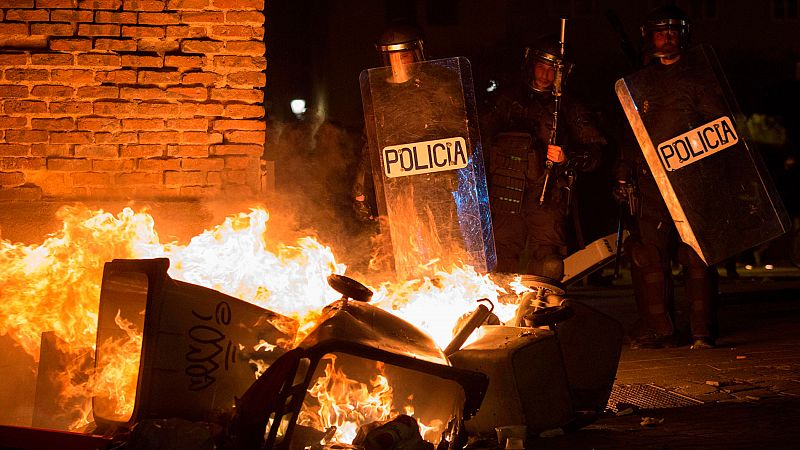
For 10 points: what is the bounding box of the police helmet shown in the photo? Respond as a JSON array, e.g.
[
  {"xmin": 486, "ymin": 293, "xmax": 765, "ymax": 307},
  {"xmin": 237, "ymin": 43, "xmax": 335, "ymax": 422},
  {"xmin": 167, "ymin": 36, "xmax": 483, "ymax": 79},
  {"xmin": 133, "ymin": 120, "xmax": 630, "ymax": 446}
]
[
  {"xmin": 376, "ymin": 23, "xmax": 425, "ymax": 66},
  {"xmin": 522, "ymin": 35, "xmax": 573, "ymax": 93},
  {"xmin": 641, "ymin": 5, "xmax": 691, "ymax": 59}
]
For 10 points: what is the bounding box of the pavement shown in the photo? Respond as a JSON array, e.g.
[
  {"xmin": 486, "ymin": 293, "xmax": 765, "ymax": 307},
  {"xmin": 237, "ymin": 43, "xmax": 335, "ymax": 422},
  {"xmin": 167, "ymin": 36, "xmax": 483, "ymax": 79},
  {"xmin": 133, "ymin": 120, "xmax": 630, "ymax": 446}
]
[{"xmin": 526, "ymin": 265, "xmax": 800, "ymax": 449}]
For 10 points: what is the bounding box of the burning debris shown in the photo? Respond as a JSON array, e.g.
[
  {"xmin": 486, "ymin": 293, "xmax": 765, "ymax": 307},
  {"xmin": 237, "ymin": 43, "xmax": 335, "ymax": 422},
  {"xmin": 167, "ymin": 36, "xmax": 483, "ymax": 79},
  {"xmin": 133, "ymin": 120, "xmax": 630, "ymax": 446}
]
[{"xmin": 0, "ymin": 205, "xmax": 623, "ymax": 449}]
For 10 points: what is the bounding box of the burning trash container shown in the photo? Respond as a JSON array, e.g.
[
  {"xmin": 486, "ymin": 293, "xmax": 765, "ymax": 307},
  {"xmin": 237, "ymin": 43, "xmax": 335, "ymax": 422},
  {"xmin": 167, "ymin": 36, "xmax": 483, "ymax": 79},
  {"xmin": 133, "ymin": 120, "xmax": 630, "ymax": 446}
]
[
  {"xmin": 231, "ymin": 275, "xmax": 489, "ymax": 450},
  {"xmin": 93, "ymin": 258, "xmax": 296, "ymax": 430}
]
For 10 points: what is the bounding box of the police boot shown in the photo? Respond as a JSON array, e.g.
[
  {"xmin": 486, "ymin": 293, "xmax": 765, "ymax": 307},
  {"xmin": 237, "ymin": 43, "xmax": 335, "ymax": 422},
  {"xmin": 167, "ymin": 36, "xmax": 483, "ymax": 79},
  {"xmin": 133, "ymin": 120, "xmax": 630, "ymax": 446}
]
[{"xmin": 630, "ymin": 266, "xmax": 675, "ymax": 349}]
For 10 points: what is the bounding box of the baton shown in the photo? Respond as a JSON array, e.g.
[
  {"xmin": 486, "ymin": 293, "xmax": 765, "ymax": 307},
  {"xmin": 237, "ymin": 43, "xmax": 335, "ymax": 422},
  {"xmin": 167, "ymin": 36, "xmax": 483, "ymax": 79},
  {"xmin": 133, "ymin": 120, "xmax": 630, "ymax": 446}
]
[
  {"xmin": 613, "ymin": 203, "xmax": 625, "ymax": 279},
  {"xmin": 539, "ymin": 18, "xmax": 567, "ymax": 206}
]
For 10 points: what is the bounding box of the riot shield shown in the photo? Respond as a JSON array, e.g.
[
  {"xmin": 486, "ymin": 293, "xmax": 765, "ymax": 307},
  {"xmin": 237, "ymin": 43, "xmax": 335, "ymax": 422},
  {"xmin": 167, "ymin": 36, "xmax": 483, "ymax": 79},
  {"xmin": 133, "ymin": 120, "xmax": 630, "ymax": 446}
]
[
  {"xmin": 615, "ymin": 45, "xmax": 790, "ymax": 265},
  {"xmin": 360, "ymin": 57, "xmax": 495, "ymax": 279}
]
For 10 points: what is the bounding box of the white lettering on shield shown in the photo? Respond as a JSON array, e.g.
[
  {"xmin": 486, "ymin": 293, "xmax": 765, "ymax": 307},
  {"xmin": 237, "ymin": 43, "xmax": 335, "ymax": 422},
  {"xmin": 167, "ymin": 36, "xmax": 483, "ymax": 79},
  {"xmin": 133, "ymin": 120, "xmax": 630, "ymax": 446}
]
[
  {"xmin": 382, "ymin": 136, "xmax": 468, "ymax": 178},
  {"xmin": 656, "ymin": 116, "xmax": 738, "ymax": 171}
]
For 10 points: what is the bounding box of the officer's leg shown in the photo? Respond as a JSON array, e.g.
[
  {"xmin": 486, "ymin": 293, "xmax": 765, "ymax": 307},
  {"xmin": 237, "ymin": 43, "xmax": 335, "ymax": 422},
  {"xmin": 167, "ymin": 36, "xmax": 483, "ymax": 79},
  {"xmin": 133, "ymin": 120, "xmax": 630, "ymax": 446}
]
[
  {"xmin": 523, "ymin": 206, "xmax": 567, "ymax": 280},
  {"xmin": 628, "ymin": 220, "xmax": 674, "ymax": 346},
  {"xmin": 492, "ymin": 213, "xmax": 527, "ymax": 273},
  {"xmin": 677, "ymin": 243, "xmax": 718, "ymax": 348},
  {"xmin": 527, "ymin": 245, "xmax": 565, "ymax": 281}
]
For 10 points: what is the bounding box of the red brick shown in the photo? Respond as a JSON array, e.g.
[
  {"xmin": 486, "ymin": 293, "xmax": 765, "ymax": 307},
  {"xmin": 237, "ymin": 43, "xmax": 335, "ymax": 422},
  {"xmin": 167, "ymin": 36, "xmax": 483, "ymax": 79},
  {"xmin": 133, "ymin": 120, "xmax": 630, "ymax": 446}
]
[
  {"xmin": 78, "ymin": 0, "xmax": 122, "ymax": 9},
  {"xmin": 166, "ymin": 118, "xmax": 207, "ymax": 130},
  {"xmin": 223, "ymin": 155, "xmax": 256, "ymax": 170},
  {"xmin": 72, "ymin": 171, "xmax": 112, "ymax": 185},
  {"xmin": 213, "ymin": 55, "xmax": 265, "ymax": 69},
  {"xmin": 166, "ymin": 25, "xmax": 206, "ymax": 39},
  {"xmin": 226, "ymin": 71, "xmax": 265, "ymax": 87},
  {"xmin": 77, "ymin": 117, "xmax": 120, "ymax": 131},
  {"xmin": 30, "ymin": 23, "xmax": 74, "ymax": 36},
  {"xmin": 0, "ymin": 116, "xmax": 27, "ymax": 128},
  {"xmin": 32, "ymin": 117, "xmax": 75, "ymax": 130},
  {"xmin": 166, "ymin": 0, "xmax": 206, "ymax": 9},
  {"xmin": 212, "ymin": 119, "xmax": 264, "ymax": 131},
  {"xmin": 5, "ymin": 9, "xmax": 49, "ymax": 21},
  {"xmin": 94, "ymin": 101, "xmax": 133, "ymax": 115},
  {"xmin": 164, "ymin": 170, "xmax": 204, "ymax": 185},
  {"xmin": 5, "ymin": 130, "xmax": 48, "ymax": 143},
  {"xmin": 181, "ymin": 157, "xmax": 222, "ymax": 171},
  {"xmin": 4, "ymin": 69, "xmax": 49, "ymax": 81},
  {"xmin": 116, "ymin": 171, "xmax": 162, "ymax": 184},
  {"xmin": 225, "ymin": 11, "xmax": 264, "ymax": 24},
  {"xmin": 94, "ymin": 69, "xmax": 136, "ymax": 84},
  {"xmin": 138, "ymin": 70, "xmax": 180, "ymax": 84},
  {"xmin": 167, "ymin": 144, "xmax": 207, "ymax": 157},
  {"xmin": 95, "ymin": 131, "xmax": 136, "ymax": 143},
  {"xmin": 0, "ymin": 156, "xmax": 45, "ymax": 170},
  {"xmin": 30, "ymin": 53, "xmax": 74, "ymax": 65},
  {"xmin": 0, "ymin": 0, "xmax": 35, "ymax": 7},
  {"xmin": 180, "ymin": 185, "xmax": 220, "ymax": 197},
  {"xmin": 30, "ymin": 85, "xmax": 74, "ymax": 98},
  {"xmin": 77, "ymin": 53, "xmax": 121, "ymax": 67},
  {"xmin": 77, "ymin": 85, "xmax": 119, "ymax": 98},
  {"xmin": 178, "ymin": 103, "xmax": 222, "ymax": 117},
  {"xmin": 0, "ymin": 23, "xmax": 29, "ymax": 36},
  {"xmin": 121, "ymin": 25, "xmax": 166, "ymax": 39},
  {"xmin": 121, "ymin": 118, "xmax": 163, "ymax": 130},
  {"xmin": 210, "ymin": 88, "xmax": 262, "ymax": 103},
  {"xmin": 121, "ymin": 54, "xmax": 163, "ymax": 68},
  {"xmin": 36, "ymin": 0, "xmax": 77, "ymax": 7},
  {"xmin": 137, "ymin": 39, "xmax": 179, "ymax": 53},
  {"xmin": 211, "ymin": 0, "xmax": 262, "ymax": 9},
  {"xmin": 0, "ymin": 53, "xmax": 28, "ymax": 65},
  {"xmin": 47, "ymin": 158, "xmax": 91, "ymax": 171},
  {"xmin": 205, "ymin": 170, "xmax": 221, "ymax": 184},
  {"xmin": 138, "ymin": 131, "xmax": 178, "ymax": 144},
  {"xmin": 164, "ymin": 55, "xmax": 203, "ymax": 68},
  {"xmin": 0, "ymin": 171, "xmax": 25, "ymax": 185},
  {"xmin": 181, "ymin": 11, "xmax": 223, "ymax": 23},
  {"xmin": 121, "ymin": 144, "xmax": 163, "ymax": 157},
  {"xmin": 167, "ymin": 86, "xmax": 206, "ymax": 100},
  {"xmin": 92, "ymin": 158, "xmax": 134, "ymax": 171},
  {"xmin": 211, "ymin": 143, "xmax": 261, "ymax": 156},
  {"xmin": 138, "ymin": 12, "xmax": 179, "ymax": 25},
  {"xmin": 209, "ymin": 25, "xmax": 255, "ymax": 39},
  {"xmin": 50, "ymin": 9, "xmax": 93, "ymax": 22},
  {"xmin": 94, "ymin": 38, "xmax": 137, "ymax": 51},
  {"xmin": 0, "ymin": 85, "xmax": 29, "ymax": 98},
  {"xmin": 74, "ymin": 144, "xmax": 118, "ymax": 158},
  {"xmin": 180, "ymin": 39, "xmax": 224, "ymax": 54},
  {"xmin": 78, "ymin": 23, "xmax": 120, "ymax": 37},
  {"xmin": 50, "ymin": 101, "xmax": 92, "ymax": 114},
  {"xmin": 31, "ymin": 143, "xmax": 70, "ymax": 156},
  {"xmin": 181, "ymin": 71, "xmax": 221, "ymax": 85},
  {"xmin": 138, "ymin": 157, "xmax": 180, "ymax": 171},
  {"xmin": 120, "ymin": 87, "xmax": 166, "ymax": 100},
  {"xmin": 181, "ymin": 131, "xmax": 221, "ymax": 144},
  {"xmin": 51, "ymin": 68, "xmax": 93, "ymax": 83},
  {"xmin": 50, "ymin": 131, "xmax": 92, "ymax": 143},
  {"xmin": 49, "ymin": 38, "xmax": 92, "ymax": 51},
  {"xmin": 94, "ymin": 11, "xmax": 136, "ymax": 23},
  {"xmin": 0, "ymin": 144, "xmax": 29, "ymax": 156},
  {"xmin": 122, "ymin": 0, "xmax": 164, "ymax": 10},
  {"xmin": 135, "ymin": 102, "xmax": 180, "ymax": 117},
  {"xmin": 4, "ymin": 100, "xmax": 46, "ymax": 114},
  {"xmin": 224, "ymin": 41, "xmax": 264, "ymax": 55},
  {"xmin": 220, "ymin": 169, "xmax": 256, "ymax": 185},
  {"xmin": 223, "ymin": 104, "xmax": 263, "ymax": 118}
]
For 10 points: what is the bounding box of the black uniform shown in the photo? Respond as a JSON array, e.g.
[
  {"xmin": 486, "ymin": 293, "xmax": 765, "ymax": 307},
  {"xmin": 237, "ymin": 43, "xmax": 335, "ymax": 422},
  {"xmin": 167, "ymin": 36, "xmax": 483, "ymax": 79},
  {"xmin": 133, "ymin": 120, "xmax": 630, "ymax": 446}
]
[
  {"xmin": 616, "ymin": 57, "xmax": 723, "ymax": 346},
  {"xmin": 481, "ymin": 81, "xmax": 605, "ymax": 279}
]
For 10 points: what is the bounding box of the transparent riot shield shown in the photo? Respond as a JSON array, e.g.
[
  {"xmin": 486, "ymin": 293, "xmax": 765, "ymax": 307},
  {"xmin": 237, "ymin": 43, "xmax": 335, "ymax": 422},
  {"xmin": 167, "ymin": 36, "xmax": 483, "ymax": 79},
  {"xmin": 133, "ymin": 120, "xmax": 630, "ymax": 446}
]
[
  {"xmin": 616, "ymin": 45, "xmax": 790, "ymax": 265},
  {"xmin": 360, "ymin": 57, "xmax": 495, "ymax": 279}
]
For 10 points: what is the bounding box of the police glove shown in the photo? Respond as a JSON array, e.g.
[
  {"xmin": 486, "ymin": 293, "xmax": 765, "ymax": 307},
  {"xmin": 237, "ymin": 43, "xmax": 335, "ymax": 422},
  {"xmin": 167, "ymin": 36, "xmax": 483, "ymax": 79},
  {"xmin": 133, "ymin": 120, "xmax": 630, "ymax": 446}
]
[
  {"xmin": 612, "ymin": 180, "xmax": 630, "ymax": 205},
  {"xmin": 353, "ymin": 196, "xmax": 374, "ymax": 222}
]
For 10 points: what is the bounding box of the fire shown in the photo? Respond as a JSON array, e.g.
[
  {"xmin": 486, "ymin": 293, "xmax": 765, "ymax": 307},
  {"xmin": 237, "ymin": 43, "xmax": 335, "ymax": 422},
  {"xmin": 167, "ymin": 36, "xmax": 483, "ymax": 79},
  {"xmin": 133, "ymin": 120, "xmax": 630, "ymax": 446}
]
[{"xmin": 0, "ymin": 204, "xmax": 514, "ymax": 438}]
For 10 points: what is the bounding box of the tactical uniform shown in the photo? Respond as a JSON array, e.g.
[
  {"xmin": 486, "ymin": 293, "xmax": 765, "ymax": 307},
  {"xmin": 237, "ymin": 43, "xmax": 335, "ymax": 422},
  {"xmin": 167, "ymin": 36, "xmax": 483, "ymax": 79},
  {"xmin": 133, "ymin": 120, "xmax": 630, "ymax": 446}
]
[{"xmin": 481, "ymin": 80, "xmax": 605, "ymax": 279}]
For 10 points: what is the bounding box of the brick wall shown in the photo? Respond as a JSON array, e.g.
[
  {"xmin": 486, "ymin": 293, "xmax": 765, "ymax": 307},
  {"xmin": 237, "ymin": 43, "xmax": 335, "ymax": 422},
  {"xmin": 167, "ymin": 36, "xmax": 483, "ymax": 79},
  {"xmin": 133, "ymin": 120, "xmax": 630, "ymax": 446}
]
[{"xmin": 0, "ymin": 0, "xmax": 266, "ymax": 200}]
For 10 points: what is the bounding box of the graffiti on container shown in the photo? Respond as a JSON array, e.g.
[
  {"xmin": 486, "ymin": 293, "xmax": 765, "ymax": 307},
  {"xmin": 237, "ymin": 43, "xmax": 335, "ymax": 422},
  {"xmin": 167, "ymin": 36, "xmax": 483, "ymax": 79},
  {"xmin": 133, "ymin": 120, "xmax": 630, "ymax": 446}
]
[{"xmin": 185, "ymin": 301, "xmax": 236, "ymax": 391}]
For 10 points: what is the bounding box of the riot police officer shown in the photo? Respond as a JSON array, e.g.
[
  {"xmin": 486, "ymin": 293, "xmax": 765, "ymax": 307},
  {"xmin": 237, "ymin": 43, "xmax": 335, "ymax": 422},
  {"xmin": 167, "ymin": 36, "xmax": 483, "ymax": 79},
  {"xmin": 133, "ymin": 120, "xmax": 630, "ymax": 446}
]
[
  {"xmin": 352, "ymin": 23, "xmax": 426, "ymax": 222},
  {"xmin": 481, "ymin": 36, "xmax": 606, "ymax": 280},
  {"xmin": 615, "ymin": 5, "xmax": 719, "ymax": 350}
]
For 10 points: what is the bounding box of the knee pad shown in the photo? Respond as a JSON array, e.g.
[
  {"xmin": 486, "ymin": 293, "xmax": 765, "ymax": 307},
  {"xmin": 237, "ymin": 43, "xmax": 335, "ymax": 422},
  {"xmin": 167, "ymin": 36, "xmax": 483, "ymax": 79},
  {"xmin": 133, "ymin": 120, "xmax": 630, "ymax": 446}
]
[
  {"xmin": 627, "ymin": 240, "xmax": 661, "ymax": 269},
  {"xmin": 677, "ymin": 244, "xmax": 706, "ymax": 273}
]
